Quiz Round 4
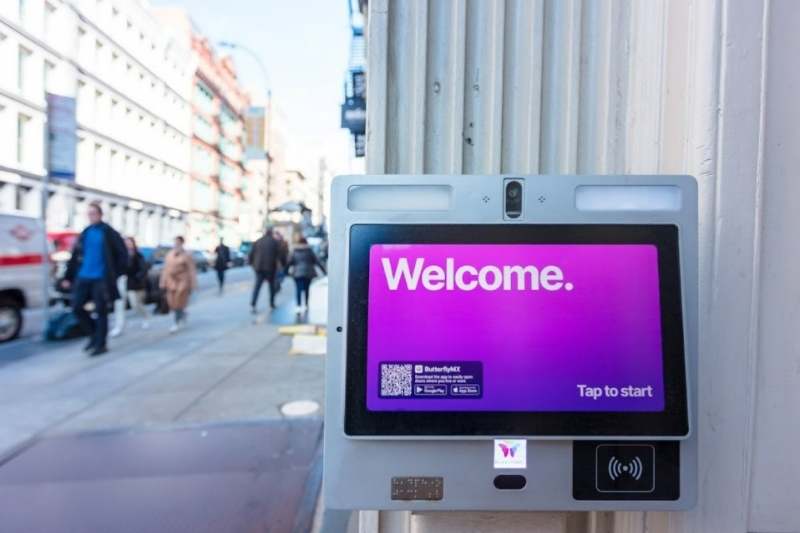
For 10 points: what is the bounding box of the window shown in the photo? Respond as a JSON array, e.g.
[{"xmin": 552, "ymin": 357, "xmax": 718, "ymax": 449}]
[
  {"xmin": 76, "ymin": 80, "xmax": 87, "ymax": 119},
  {"xmin": 44, "ymin": 2, "xmax": 56, "ymax": 36},
  {"xmin": 110, "ymin": 149, "xmax": 118, "ymax": 183},
  {"xmin": 18, "ymin": 46, "xmax": 31, "ymax": 93},
  {"xmin": 17, "ymin": 113, "xmax": 31, "ymax": 163},
  {"xmin": 18, "ymin": 0, "xmax": 26, "ymax": 25},
  {"xmin": 15, "ymin": 186, "xmax": 29, "ymax": 211},
  {"xmin": 110, "ymin": 98, "xmax": 118, "ymax": 126},
  {"xmin": 78, "ymin": 27, "xmax": 89, "ymax": 64},
  {"xmin": 94, "ymin": 89, "xmax": 102, "ymax": 121},
  {"xmin": 44, "ymin": 60, "xmax": 55, "ymax": 92}
]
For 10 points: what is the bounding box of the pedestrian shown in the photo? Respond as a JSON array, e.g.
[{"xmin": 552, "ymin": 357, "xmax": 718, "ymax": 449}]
[
  {"xmin": 213, "ymin": 238, "xmax": 230, "ymax": 294},
  {"xmin": 159, "ymin": 236, "xmax": 197, "ymax": 333},
  {"xmin": 61, "ymin": 201, "xmax": 128, "ymax": 357},
  {"xmin": 287, "ymin": 236, "xmax": 326, "ymax": 313},
  {"xmin": 110, "ymin": 237, "xmax": 150, "ymax": 337},
  {"xmin": 274, "ymin": 230, "xmax": 289, "ymax": 295},
  {"xmin": 110, "ymin": 236, "xmax": 150, "ymax": 336},
  {"xmin": 248, "ymin": 227, "xmax": 283, "ymax": 313}
]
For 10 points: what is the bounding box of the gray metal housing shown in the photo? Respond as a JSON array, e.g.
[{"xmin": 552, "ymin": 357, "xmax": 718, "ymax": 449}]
[{"xmin": 324, "ymin": 174, "xmax": 697, "ymax": 511}]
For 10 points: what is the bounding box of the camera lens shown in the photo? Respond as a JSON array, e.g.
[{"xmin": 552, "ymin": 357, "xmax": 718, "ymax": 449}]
[{"xmin": 505, "ymin": 180, "xmax": 522, "ymax": 218}]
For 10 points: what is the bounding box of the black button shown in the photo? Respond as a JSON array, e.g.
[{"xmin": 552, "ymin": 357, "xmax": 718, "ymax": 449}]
[
  {"xmin": 595, "ymin": 444, "xmax": 655, "ymax": 493},
  {"xmin": 493, "ymin": 475, "xmax": 526, "ymax": 490}
]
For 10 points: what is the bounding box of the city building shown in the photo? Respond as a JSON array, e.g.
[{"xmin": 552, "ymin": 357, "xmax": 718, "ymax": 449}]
[
  {"xmin": 0, "ymin": 0, "xmax": 193, "ymax": 244},
  {"xmin": 154, "ymin": 8, "xmax": 252, "ymax": 251},
  {"xmin": 241, "ymin": 158, "xmax": 267, "ymax": 241},
  {"xmin": 269, "ymin": 170, "xmax": 306, "ymax": 213},
  {"xmin": 245, "ymin": 98, "xmax": 288, "ymax": 223}
]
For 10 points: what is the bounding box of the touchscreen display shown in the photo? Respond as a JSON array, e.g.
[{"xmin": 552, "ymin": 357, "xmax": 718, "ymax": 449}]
[{"xmin": 366, "ymin": 243, "xmax": 665, "ymax": 412}]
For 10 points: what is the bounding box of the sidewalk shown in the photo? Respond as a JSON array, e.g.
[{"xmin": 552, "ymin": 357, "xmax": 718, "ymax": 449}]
[{"xmin": 0, "ymin": 272, "xmax": 325, "ymax": 457}]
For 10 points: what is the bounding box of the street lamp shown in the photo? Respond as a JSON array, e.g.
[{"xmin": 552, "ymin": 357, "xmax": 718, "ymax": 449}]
[{"xmin": 217, "ymin": 40, "xmax": 273, "ymax": 226}]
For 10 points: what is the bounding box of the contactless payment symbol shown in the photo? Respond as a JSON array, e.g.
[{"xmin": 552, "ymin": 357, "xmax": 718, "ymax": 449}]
[
  {"xmin": 608, "ymin": 456, "xmax": 643, "ymax": 481},
  {"xmin": 493, "ymin": 439, "xmax": 526, "ymax": 469},
  {"xmin": 595, "ymin": 445, "xmax": 655, "ymax": 493}
]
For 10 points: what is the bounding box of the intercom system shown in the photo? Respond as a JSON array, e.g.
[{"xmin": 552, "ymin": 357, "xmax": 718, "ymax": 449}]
[{"xmin": 324, "ymin": 175, "xmax": 697, "ymax": 511}]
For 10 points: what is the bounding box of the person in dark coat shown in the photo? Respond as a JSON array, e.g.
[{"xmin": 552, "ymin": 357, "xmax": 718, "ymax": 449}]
[
  {"xmin": 273, "ymin": 231, "xmax": 289, "ymax": 295},
  {"xmin": 123, "ymin": 236, "xmax": 150, "ymax": 329},
  {"xmin": 287, "ymin": 237, "xmax": 326, "ymax": 313},
  {"xmin": 213, "ymin": 238, "xmax": 231, "ymax": 294},
  {"xmin": 111, "ymin": 236, "xmax": 150, "ymax": 337},
  {"xmin": 61, "ymin": 202, "xmax": 128, "ymax": 356},
  {"xmin": 248, "ymin": 228, "xmax": 283, "ymax": 312}
]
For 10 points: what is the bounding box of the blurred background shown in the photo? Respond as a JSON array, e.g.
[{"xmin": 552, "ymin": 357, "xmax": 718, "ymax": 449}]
[{"xmin": 0, "ymin": 2, "xmax": 368, "ymax": 531}]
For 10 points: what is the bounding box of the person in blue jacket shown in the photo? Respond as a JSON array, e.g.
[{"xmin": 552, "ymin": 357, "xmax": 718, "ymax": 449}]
[{"xmin": 61, "ymin": 202, "xmax": 128, "ymax": 357}]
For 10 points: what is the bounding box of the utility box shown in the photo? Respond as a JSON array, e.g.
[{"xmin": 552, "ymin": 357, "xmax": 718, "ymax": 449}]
[{"xmin": 324, "ymin": 175, "xmax": 697, "ymax": 511}]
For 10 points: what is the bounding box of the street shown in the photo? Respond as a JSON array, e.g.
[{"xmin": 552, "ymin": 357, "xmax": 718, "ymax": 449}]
[{"xmin": 0, "ymin": 266, "xmax": 325, "ymax": 456}]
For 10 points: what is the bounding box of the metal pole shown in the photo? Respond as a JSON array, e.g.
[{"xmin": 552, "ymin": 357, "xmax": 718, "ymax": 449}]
[
  {"xmin": 41, "ymin": 106, "xmax": 51, "ymax": 332},
  {"xmin": 217, "ymin": 41, "xmax": 272, "ymax": 226},
  {"xmin": 265, "ymin": 88, "xmax": 272, "ymax": 221}
]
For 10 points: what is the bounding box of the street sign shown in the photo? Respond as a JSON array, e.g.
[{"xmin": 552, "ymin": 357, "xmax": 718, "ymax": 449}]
[
  {"xmin": 46, "ymin": 93, "xmax": 76, "ymax": 181},
  {"xmin": 341, "ymin": 97, "xmax": 366, "ymax": 135},
  {"xmin": 352, "ymin": 70, "xmax": 366, "ymax": 99},
  {"xmin": 354, "ymin": 133, "xmax": 365, "ymax": 158},
  {"xmin": 244, "ymin": 106, "xmax": 267, "ymax": 160}
]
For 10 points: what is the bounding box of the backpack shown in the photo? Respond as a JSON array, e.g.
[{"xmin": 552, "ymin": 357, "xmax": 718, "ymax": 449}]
[{"xmin": 45, "ymin": 310, "xmax": 85, "ymax": 341}]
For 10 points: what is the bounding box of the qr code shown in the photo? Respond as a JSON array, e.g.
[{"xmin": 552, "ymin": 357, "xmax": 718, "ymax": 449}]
[{"xmin": 380, "ymin": 364, "xmax": 413, "ymax": 397}]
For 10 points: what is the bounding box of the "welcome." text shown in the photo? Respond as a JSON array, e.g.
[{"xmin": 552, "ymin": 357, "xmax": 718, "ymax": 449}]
[{"xmin": 380, "ymin": 257, "xmax": 575, "ymax": 292}]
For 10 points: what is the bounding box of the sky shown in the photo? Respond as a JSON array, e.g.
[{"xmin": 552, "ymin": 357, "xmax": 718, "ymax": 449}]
[{"xmin": 150, "ymin": 0, "xmax": 362, "ymax": 181}]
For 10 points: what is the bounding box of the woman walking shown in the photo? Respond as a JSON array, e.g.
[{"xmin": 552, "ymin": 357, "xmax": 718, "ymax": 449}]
[
  {"xmin": 287, "ymin": 237, "xmax": 326, "ymax": 313},
  {"xmin": 110, "ymin": 236, "xmax": 150, "ymax": 336},
  {"xmin": 159, "ymin": 236, "xmax": 197, "ymax": 333},
  {"xmin": 125, "ymin": 237, "xmax": 150, "ymax": 329}
]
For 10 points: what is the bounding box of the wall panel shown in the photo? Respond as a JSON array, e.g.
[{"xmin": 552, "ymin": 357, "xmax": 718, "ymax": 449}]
[{"xmin": 364, "ymin": 1, "xmax": 797, "ymax": 531}]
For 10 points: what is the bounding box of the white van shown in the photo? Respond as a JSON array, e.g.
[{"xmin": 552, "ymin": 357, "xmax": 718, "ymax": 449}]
[{"xmin": 0, "ymin": 213, "xmax": 46, "ymax": 342}]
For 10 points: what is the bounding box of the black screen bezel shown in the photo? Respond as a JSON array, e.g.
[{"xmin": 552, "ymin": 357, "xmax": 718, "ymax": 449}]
[{"xmin": 344, "ymin": 224, "xmax": 689, "ymax": 437}]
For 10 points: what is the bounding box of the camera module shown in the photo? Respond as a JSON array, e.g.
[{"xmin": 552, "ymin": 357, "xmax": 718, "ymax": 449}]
[{"xmin": 504, "ymin": 180, "xmax": 523, "ymax": 219}]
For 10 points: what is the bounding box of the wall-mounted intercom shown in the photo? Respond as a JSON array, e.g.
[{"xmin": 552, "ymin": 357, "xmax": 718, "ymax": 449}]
[{"xmin": 324, "ymin": 175, "xmax": 697, "ymax": 511}]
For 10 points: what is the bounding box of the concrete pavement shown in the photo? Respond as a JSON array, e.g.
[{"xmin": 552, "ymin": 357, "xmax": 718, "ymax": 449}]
[{"xmin": 0, "ymin": 267, "xmax": 325, "ymax": 457}]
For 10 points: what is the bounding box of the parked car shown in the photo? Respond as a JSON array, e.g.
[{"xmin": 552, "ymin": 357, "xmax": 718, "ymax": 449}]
[
  {"xmin": 139, "ymin": 245, "xmax": 169, "ymax": 267},
  {"xmin": 47, "ymin": 230, "xmax": 79, "ymax": 305},
  {"xmin": 0, "ymin": 213, "xmax": 47, "ymax": 342},
  {"xmin": 229, "ymin": 250, "xmax": 246, "ymax": 267},
  {"xmin": 239, "ymin": 241, "xmax": 252, "ymax": 264},
  {"xmin": 139, "ymin": 245, "xmax": 170, "ymax": 307},
  {"xmin": 190, "ymin": 250, "xmax": 209, "ymax": 273}
]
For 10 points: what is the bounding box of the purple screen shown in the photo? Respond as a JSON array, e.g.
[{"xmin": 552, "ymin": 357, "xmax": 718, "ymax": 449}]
[{"xmin": 366, "ymin": 244, "xmax": 665, "ymax": 412}]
